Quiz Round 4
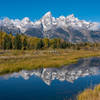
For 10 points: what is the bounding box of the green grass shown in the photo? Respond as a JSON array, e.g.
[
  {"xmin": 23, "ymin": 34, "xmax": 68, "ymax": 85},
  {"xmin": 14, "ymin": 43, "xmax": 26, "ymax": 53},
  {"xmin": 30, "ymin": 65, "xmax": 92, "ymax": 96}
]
[
  {"xmin": 77, "ymin": 84, "xmax": 100, "ymax": 100},
  {"xmin": 0, "ymin": 49, "xmax": 100, "ymax": 75}
]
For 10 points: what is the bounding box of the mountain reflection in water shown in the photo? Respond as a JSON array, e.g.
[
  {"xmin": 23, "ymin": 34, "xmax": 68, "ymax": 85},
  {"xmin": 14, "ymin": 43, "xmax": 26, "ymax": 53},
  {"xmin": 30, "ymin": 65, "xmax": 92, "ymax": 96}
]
[{"xmin": 1, "ymin": 57, "xmax": 100, "ymax": 85}]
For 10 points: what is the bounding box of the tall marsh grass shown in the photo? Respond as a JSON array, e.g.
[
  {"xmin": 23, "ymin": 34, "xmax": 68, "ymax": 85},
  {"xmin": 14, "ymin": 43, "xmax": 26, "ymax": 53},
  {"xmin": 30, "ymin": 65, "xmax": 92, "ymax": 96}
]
[
  {"xmin": 77, "ymin": 85, "xmax": 100, "ymax": 100},
  {"xmin": 0, "ymin": 49, "xmax": 100, "ymax": 75}
]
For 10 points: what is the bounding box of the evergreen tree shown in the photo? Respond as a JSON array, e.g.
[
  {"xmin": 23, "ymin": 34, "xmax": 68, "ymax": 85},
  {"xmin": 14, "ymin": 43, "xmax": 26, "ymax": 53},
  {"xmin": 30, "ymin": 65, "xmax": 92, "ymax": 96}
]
[
  {"xmin": 3, "ymin": 34, "xmax": 12, "ymax": 49},
  {"xmin": 14, "ymin": 34, "xmax": 22, "ymax": 49},
  {"xmin": 23, "ymin": 38, "xmax": 27, "ymax": 50},
  {"xmin": 50, "ymin": 39, "xmax": 57, "ymax": 49},
  {"xmin": 56, "ymin": 38, "xmax": 62, "ymax": 48},
  {"xmin": 35, "ymin": 39, "xmax": 44, "ymax": 49},
  {"xmin": 61, "ymin": 41, "xmax": 67, "ymax": 49}
]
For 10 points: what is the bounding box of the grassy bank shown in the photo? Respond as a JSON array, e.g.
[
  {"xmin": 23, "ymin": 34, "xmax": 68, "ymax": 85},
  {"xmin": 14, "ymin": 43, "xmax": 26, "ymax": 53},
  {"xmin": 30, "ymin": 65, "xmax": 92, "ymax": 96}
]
[
  {"xmin": 0, "ymin": 49, "xmax": 100, "ymax": 75},
  {"xmin": 77, "ymin": 84, "xmax": 100, "ymax": 100}
]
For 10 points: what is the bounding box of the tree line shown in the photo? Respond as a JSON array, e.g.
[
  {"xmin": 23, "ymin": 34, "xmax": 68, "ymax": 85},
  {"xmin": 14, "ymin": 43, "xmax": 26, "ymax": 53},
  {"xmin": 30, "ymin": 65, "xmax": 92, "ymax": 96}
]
[{"xmin": 0, "ymin": 31, "xmax": 100, "ymax": 50}]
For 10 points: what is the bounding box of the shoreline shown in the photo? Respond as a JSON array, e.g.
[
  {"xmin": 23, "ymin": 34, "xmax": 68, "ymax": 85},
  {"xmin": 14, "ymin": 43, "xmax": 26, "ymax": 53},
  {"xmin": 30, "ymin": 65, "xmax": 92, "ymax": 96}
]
[{"xmin": 0, "ymin": 49, "xmax": 100, "ymax": 75}]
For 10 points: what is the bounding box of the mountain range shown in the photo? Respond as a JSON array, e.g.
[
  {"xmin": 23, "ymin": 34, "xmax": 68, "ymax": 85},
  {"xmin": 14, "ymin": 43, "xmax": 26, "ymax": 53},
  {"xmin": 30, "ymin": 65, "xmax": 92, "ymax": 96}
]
[{"xmin": 0, "ymin": 12, "xmax": 100, "ymax": 42}]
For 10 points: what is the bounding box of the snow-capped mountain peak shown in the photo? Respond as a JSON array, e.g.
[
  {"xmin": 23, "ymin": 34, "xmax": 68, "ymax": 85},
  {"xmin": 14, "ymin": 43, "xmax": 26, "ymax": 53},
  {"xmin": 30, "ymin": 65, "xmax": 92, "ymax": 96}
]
[
  {"xmin": 0, "ymin": 12, "xmax": 99, "ymax": 32},
  {"xmin": 66, "ymin": 14, "xmax": 75, "ymax": 19},
  {"xmin": 0, "ymin": 12, "xmax": 100, "ymax": 42},
  {"xmin": 43, "ymin": 11, "xmax": 52, "ymax": 17},
  {"xmin": 22, "ymin": 17, "xmax": 30, "ymax": 23},
  {"xmin": 41, "ymin": 11, "xmax": 55, "ymax": 31}
]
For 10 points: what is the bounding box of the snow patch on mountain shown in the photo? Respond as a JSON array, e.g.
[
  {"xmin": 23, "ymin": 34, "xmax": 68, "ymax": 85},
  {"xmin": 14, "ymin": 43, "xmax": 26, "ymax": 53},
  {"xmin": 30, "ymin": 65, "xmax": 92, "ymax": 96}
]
[{"xmin": 0, "ymin": 11, "xmax": 99, "ymax": 33}]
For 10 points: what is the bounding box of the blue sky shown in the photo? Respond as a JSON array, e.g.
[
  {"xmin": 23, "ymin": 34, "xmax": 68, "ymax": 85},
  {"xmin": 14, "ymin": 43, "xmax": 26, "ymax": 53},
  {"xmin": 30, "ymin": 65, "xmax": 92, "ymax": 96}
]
[{"xmin": 0, "ymin": 0, "xmax": 100, "ymax": 22}]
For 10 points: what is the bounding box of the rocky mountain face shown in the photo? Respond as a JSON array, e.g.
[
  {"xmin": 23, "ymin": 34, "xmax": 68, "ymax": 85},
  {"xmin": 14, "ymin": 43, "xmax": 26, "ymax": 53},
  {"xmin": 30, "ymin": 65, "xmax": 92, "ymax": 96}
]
[
  {"xmin": 0, "ymin": 12, "xmax": 100, "ymax": 42},
  {"xmin": 2, "ymin": 57, "xmax": 100, "ymax": 85}
]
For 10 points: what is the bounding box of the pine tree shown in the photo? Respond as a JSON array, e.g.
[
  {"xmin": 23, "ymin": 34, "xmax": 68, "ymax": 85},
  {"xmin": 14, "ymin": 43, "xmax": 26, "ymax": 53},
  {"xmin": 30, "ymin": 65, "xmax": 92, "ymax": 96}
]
[
  {"xmin": 3, "ymin": 34, "xmax": 12, "ymax": 50},
  {"xmin": 61, "ymin": 41, "xmax": 67, "ymax": 49},
  {"xmin": 35, "ymin": 39, "xmax": 44, "ymax": 49},
  {"xmin": 50, "ymin": 39, "xmax": 57, "ymax": 49},
  {"xmin": 23, "ymin": 38, "xmax": 27, "ymax": 50},
  {"xmin": 14, "ymin": 34, "xmax": 22, "ymax": 49}
]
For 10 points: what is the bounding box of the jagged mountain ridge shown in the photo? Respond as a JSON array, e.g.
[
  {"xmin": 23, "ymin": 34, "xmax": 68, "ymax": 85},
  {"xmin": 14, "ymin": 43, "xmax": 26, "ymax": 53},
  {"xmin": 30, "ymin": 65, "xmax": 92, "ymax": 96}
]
[{"xmin": 0, "ymin": 12, "xmax": 100, "ymax": 42}]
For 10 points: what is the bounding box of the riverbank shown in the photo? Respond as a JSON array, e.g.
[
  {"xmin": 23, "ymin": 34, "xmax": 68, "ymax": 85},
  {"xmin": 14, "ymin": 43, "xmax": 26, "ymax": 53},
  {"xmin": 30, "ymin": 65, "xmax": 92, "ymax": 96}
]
[
  {"xmin": 0, "ymin": 49, "xmax": 100, "ymax": 75},
  {"xmin": 78, "ymin": 84, "xmax": 100, "ymax": 100}
]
